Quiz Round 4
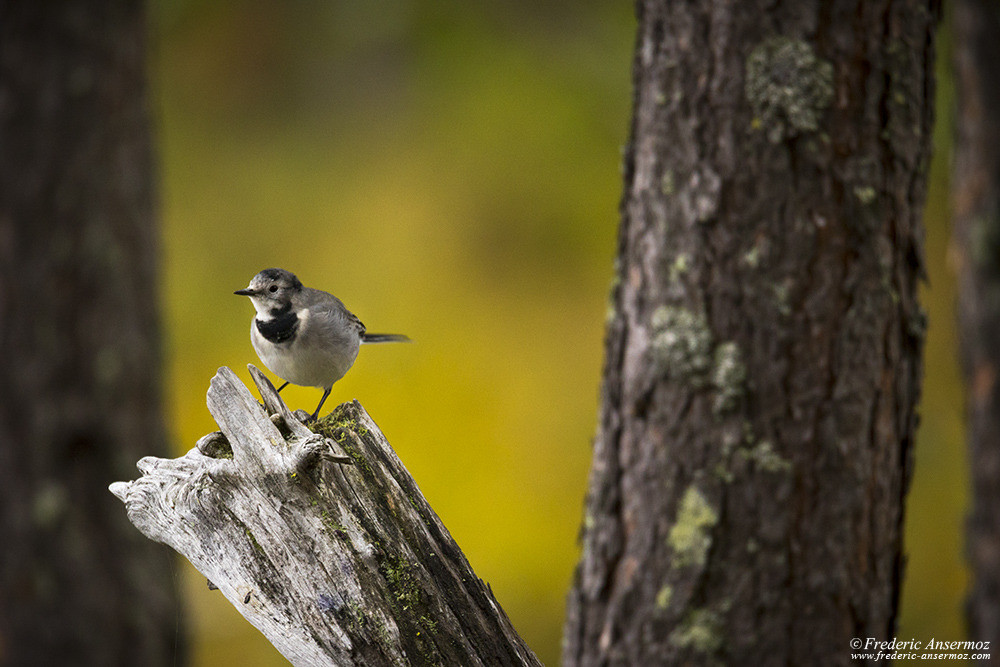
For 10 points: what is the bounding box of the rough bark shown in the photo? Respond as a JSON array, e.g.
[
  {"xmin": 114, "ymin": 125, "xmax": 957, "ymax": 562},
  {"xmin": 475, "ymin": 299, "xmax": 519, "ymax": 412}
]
[
  {"xmin": 111, "ymin": 365, "xmax": 540, "ymax": 666},
  {"xmin": 564, "ymin": 2, "xmax": 937, "ymax": 665},
  {"xmin": 0, "ymin": 1, "xmax": 183, "ymax": 664},
  {"xmin": 953, "ymin": 0, "xmax": 1000, "ymax": 660}
]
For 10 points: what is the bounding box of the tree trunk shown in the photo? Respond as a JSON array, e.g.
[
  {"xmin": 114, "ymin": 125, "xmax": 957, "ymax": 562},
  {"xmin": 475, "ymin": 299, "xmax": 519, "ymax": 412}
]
[
  {"xmin": 953, "ymin": 0, "xmax": 1000, "ymax": 661},
  {"xmin": 564, "ymin": 2, "xmax": 937, "ymax": 665},
  {"xmin": 112, "ymin": 366, "xmax": 541, "ymax": 666},
  {"xmin": 0, "ymin": 1, "xmax": 183, "ymax": 664}
]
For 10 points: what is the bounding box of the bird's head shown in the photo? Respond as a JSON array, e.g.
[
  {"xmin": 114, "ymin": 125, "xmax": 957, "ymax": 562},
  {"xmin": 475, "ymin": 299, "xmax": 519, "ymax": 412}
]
[{"xmin": 235, "ymin": 268, "xmax": 303, "ymax": 317}]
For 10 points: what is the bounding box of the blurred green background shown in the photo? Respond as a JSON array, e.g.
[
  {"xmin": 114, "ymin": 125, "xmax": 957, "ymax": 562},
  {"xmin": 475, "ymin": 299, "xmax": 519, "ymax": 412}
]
[{"xmin": 149, "ymin": 2, "xmax": 966, "ymax": 664}]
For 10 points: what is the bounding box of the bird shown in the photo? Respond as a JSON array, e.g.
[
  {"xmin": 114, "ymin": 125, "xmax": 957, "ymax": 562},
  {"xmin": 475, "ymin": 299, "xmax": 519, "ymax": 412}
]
[{"xmin": 235, "ymin": 268, "xmax": 409, "ymax": 421}]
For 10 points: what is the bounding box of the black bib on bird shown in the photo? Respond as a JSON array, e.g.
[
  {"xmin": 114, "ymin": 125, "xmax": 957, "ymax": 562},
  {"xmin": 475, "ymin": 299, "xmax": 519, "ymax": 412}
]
[{"xmin": 256, "ymin": 308, "xmax": 299, "ymax": 343}]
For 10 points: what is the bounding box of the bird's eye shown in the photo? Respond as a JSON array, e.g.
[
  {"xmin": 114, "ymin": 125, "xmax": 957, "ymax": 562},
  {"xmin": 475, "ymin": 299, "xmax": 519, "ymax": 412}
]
[{"xmin": 268, "ymin": 285, "xmax": 279, "ymax": 293}]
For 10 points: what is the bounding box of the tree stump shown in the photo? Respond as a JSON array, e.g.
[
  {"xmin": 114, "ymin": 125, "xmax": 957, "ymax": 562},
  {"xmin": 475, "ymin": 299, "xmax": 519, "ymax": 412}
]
[{"xmin": 110, "ymin": 365, "xmax": 539, "ymax": 666}]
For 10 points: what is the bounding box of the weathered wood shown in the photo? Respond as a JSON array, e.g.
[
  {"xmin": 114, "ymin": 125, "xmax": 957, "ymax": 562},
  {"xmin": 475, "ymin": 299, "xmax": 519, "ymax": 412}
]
[{"xmin": 111, "ymin": 365, "xmax": 539, "ymax": 666}]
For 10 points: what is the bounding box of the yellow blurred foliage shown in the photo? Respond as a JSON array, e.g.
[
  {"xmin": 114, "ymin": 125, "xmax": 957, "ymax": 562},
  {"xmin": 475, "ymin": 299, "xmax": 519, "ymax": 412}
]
[{"xmin": 150, "ymin": 3, "xmax": 967, "ymax": 664}]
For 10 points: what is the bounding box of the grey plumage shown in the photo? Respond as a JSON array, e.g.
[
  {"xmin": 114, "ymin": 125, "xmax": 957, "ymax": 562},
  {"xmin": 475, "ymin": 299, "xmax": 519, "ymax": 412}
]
[{"xmin": 235, "ymin": 268, "xmax": 409, "ymax": 420}]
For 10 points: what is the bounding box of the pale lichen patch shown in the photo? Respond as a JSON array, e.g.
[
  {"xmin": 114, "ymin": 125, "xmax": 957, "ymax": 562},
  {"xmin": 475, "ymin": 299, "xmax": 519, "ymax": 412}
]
[
  {"xmin": 669, "ymin": 607, "xmax": 723, "ymax": 653},
  {"xmin": 746, "ymin": 37, "xmax": 834, "ymax": 143},
  {"xmin": 650, "ymin": 306, "xmax": 714, "ymax": 382},
  {"xmin": 739, "ymin": 439, "xmax": 792, "ymax": 473},
  {"xmin": 668, "ymin": 485, "xmax": 719, "ymax": 568},
  {"xmin": 711, "ymin": 342, "xmax": 746, "ymax": 413},
  {"xmin": 656, "ymin": 585, "xmax": 673, "ymax": 609}
]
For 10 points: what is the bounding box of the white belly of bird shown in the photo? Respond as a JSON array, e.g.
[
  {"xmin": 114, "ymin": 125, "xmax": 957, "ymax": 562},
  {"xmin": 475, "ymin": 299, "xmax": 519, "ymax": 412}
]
[{"xmin": 251, "ymin": 320, "xmax": 358, "ymax": 389}]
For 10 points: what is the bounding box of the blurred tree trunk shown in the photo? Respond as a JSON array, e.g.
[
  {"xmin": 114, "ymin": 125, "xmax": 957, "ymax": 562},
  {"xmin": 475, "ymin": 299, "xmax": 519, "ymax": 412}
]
[
  {"xmin": 0, "ymin": 2, "xmax": 184, "ymax": 664},
  {"xmin": 953, "ymin": 0, "xmax": 1000, "ymax": 660},
  {"xmin": 564, "ymin": 1, "xmax": 937, "ymax": 665}
]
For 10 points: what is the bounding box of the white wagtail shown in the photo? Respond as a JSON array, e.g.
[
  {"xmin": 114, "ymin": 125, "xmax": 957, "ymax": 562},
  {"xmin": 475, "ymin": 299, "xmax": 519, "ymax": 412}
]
[{"xmin": 235, "ymin": 268, "xmax": 409, "ymax": 421}]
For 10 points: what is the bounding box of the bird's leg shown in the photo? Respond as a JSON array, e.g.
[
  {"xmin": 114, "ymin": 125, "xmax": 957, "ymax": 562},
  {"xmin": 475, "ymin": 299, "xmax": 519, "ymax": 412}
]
[
  {"xmin": 309, "ymin": 386, "xmax": 333, "ymax": 422},
  {"xmin": 277, "ymin": 381, "xmax": 289, "ymax": 393}
]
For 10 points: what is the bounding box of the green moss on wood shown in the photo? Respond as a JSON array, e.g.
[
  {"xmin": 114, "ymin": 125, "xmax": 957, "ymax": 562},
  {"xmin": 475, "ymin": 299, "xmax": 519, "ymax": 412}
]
[
  {"xmin": 314, "ymin": 405, "xmax": 368, "ymax": 440},
  {"xmin": 380, "ymin": 553, "xmax": 441, "ymax": 663},
  {"xmin": 317, "ymin": 411, "xmax": 374, "ymax": 476},
  {"xmin": 340, "ymin": 440, "xmax": 373, "ymax": 476},
  {"xmin": 383, "ymin": 554, "xmax": 422, "ymax": 611},
  {"xmin": 243, "ymin": 525, "xmax": 264, "ymax": 556},
  {"xmin": 320, "ymin": 509, "xmax": 348, "ymax": 537}
]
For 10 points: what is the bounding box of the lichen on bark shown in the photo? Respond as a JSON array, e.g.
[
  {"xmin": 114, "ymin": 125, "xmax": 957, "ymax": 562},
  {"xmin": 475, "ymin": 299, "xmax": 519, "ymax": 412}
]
[{"xmin": 745, "ymin": 36, "xmax": 834, "ymax": 143}]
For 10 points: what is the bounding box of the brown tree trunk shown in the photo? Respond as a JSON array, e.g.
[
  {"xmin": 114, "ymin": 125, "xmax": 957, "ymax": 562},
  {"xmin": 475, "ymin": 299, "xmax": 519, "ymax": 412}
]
[
  {"xmin": 564, "ymin": 2, "xmax": 937, "ymax": 665},
  {"xmin": 0, "ymin": 2, "xmax": 184, "ymax": 664},
  {"xmin": 953, "ymin": 0, "xmax": 1000, "ymax": 661}
]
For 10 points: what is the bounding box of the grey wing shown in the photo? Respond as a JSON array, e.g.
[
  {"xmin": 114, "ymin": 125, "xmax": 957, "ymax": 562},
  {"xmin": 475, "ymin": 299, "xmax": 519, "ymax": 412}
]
[{"xmin": 305, "ymin": 288, "xmax": 367, "ymax": 339}]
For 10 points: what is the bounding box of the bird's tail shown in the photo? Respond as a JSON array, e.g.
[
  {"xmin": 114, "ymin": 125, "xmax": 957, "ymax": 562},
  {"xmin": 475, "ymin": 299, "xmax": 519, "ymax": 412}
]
[{"xmin": 362, "ymin": 333, "xmax": 411, "ymax": 343}]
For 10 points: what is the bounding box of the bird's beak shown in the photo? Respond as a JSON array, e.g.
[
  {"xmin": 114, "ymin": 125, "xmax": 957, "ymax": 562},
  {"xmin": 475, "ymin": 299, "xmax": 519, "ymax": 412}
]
[{"xmin": 234, "ymin": 287, "xmax": 256, "ymax": 296}]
